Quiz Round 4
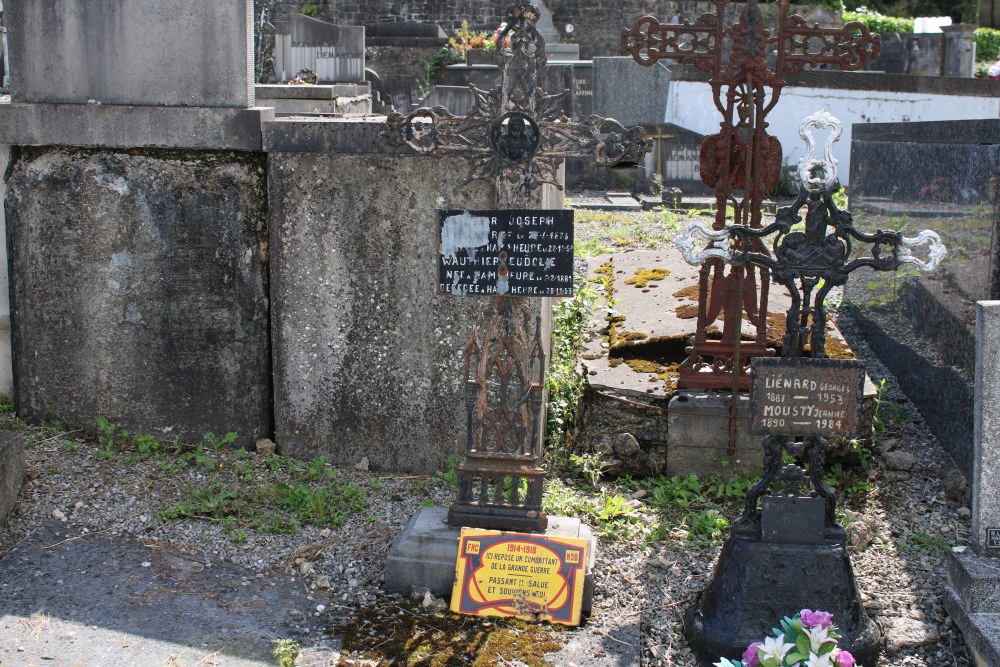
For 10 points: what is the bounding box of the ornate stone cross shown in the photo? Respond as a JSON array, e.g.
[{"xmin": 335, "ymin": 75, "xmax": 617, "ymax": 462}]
[
  {"xmin": 622, "ymin": 0, "xmax": 880, "ymax": 392},
  {"xmin": 385, "ymin": 2, "xmax": 650, "ymax": 531}
]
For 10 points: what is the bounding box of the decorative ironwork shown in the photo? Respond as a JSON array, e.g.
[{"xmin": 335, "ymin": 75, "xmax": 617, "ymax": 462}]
[
  {"xmin": 676, "ymin": 111, "xmax": 945, "ymax": 536},
  {"xmin": 622, "ymin": 0, "xmax": 879, "ymax": 392},
  {"xmin": 385, "ymin": 2, "xmax": 650, "ymax": 532}
]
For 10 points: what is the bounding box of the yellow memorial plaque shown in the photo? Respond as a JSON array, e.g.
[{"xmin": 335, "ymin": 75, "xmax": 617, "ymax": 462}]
[{"xmin": 450, "ymin": 527, "xmax": 589, "ymax": 626}]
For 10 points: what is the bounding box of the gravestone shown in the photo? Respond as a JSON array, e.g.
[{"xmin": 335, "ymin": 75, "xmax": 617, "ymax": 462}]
[
  {"xmin": 945, "ymin": 301, "xmax": 1000, "ymax": 666},
  {"xmin": 6, "ymin": 0, "xmax": 254, "ymax": 107},
  {"xmin": 273, "ymin": 14, "xmax": 365, "ymax": 83},
  {"xmin": 0, "ymin": 0, "xmax": 273, "ymax": 447}
]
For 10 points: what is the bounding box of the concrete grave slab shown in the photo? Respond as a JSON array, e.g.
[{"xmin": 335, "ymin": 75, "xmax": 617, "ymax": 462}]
[
  {"xmin": 7, "ymin": 0, "xmax": 254, "ymax": 108},
  {"xmin": 576, "ymin": 248, "xmax": 862, "ymax": 477},
  {"xmin": 384, "ymin": 506, "xmax": 596, "ymax": 615}
]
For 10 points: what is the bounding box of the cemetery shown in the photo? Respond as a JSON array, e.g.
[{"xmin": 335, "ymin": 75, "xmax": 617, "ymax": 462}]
[{"xmin": 0, "ymin": 1, "xmax": 999, "ymax": 666}]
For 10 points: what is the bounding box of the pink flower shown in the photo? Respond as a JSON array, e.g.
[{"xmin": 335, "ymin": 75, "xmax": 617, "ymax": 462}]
[
  {"xmin": 800, "ymin": 609, "xmax": 834, "ymax": 629},
  {"xmin": 837, "ymin": 650, "xmax": 856, "ymax": 667},
  {"xmin": 742, "ymin": 641, "xmax": 763, "ymax": 667}
]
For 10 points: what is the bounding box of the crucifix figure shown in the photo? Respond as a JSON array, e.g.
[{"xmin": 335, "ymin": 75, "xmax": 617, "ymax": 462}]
[
  {"xmin": 675, "ymin": 110, "xmax": 945, "ymax": 664},
  {"xmin": 622, "ymin": 0, "xmax": 879, "ymax": 394},
  {"xmin": 386, "ymin": 2, "xmax": 650, "ymax": 532}
]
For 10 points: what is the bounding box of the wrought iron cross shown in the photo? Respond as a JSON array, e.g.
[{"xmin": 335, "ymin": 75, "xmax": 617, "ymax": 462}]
[
  {"xmin": 385, "ymin": 2, "xmax": 650, "ymax": 532},
  {"xmin": 677, "ymin": 111, "xmax": 945, "ymax": 535},
  {"xmin": 622, "ymin": 0, "xmax": 879, "ymax": 392}
]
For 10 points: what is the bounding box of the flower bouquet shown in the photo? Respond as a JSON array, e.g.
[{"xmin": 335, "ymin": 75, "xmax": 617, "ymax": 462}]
[{"xmin": 715, "ymin": 610, "xmax": 856, "ymax": 667}]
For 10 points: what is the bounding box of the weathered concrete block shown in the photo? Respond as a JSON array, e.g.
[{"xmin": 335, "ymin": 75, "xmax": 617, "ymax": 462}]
[
  {"xmin": 267, "ymin": 119, "xmax": 560, "ymax": 474},
  {"xmin": 0, "ymin": 104, "xmax": 273, "ymax": 152},
  {"xmin": 0, "ymin": 433, "xmax": 25, "ymax": 520},
  {"xmin": 6, "ymin": 147, "xmax": 270, "ymax": 447},
  {"xmin": 268, "ymin": 152, "xmax": 490, "ymax": 473},
  {"xmin": 592, "ymin": 57, "xmax": 671, "ymax": 127},
  {"xmin": 667, "ymin": 391, "xmax": 764, "ymax": 478},
  {"xmin": 7, "ymin": 0, "xmax": 254, "ymax": 107}
]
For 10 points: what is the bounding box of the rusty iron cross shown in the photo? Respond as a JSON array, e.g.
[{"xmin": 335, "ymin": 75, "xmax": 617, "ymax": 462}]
[
  {"xmin": 622, "ymin": 0, "xmax": 879, "ymax": 395},
  {"xmin": 386, "ymin": 2, "xmax": 650, "ymax": 532}
]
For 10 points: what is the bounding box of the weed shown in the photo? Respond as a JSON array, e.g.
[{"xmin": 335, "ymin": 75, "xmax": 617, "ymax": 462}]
[
  {"xmin": 94, "ymin": 417, "xmax": 128, "ymax": 461},
  {"xmin": 134, "ymin": 434, "xmax": 160, "ymax": 456},
  {"xmin": 300, "ymin": 4, "xmax": 318, "ymax": 16},
  {"xmin": 685, "ymin": 509, "xmax": 730, "ymax": 542},
  {"xmin": 872, "ymin": 379, "xmax": 908, "ymax": 435},
  {"xmin": 421, "ymin": 499, "xmax": 435, "ymax": 508},
  {"xmin": 902, "ymin": 530, "xmax": 952, "ymax": 555},
  {"xmin": 231, "ymin": 529, "xmax": 248, "ymax": 544},
  {"xmin": 568, "ymin": 452, "xmax": 608, "ymax": 487},
  {"xmin": 434, "ymin": 455, "xmax": 463, "ymax": 487},
  {"xmin": 0, "ymin": 394, "xmax": 13, "ymax": 413},
  {"xmin": 545, "ymin": 281, "xmax": 600, "ymax": 463},
  {"xmin": 273, "ymin": 639, "xmax": 301, "ymax": 667}
]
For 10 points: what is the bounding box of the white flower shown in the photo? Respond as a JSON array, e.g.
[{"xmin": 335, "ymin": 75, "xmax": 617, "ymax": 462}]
[
  {"xmin": 805, "ymin": 652, "xmax": 835, "ymax": 667},
  {"xmin": 759, "ymin": 634, "xmax": 795, "ymax": 662},
  {"xmin": 804, "ymin": 625, "xmax": 833, "ymax": 653}
]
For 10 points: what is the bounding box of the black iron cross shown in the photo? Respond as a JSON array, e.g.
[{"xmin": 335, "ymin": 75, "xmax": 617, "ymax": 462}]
[
  {"xmin": 385, "ymin": 2, "xmax": 650, "ymax": 531},
  {"xmin": 677, "ymin": 111, "xmax": 945, "ymax": 534},
  {"xmin": 622, "ymin": 0, "xmax": 880, "ymax": 393}
]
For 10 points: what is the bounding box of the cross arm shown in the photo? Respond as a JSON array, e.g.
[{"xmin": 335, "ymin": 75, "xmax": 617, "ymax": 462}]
[{"xmin": 621, "ymin": 13, "xmax": 721, "ymax": 69}]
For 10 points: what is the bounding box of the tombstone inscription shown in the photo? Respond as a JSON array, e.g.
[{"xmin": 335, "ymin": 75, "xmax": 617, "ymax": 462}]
[
  {"xmin": 675, "ymin": 111, "xmax": 945, "ymax": 665},
  {"xmin": 385, "ymin": 1, "xmax": 649, "ymax": 532},
  {"xmin": 438, "ymin": 209, "xmax": 574, "ymax": 297}
]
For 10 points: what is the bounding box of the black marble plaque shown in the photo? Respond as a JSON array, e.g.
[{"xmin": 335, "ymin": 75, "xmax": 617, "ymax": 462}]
[
  {"xmin": 750, "ymin": 357, "xmax": 866, "ymax": 439},
  {"xmin": 988, "ymin": 528, "xmax": 1000, "ymax": 549},
  {"xmin": 438, "ymin": 209, "xmax": 574, "ymax": 297},
  {"xmin": 761, "ymin": 496, "xmax": 826, "ymax": 544}
]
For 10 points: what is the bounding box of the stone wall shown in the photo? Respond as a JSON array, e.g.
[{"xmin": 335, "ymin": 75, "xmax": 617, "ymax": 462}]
[{"xmin": 271, "ymin": 2, "xmax": 838, "ymax": 60}]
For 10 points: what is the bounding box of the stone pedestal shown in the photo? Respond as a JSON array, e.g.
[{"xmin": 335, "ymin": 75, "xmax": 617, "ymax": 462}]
[
  {"xmin": 684, "ymin": 534, "xmax": 880, "ymax": 666},
  {"xmin": 385, "ymin": 506, "xmax": 596, "ymax": 614},
  {"xmin": 945, "ymin": 300, "xmax": 1000, "ymax": 665}
]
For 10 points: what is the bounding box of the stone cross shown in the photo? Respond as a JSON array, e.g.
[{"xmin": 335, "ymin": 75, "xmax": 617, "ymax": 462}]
[
  {"xmin": 622, "ymin": 0, "xmax": 880, "ymax": 393},
  {"xmin": 385, "ymin": 1, "xmax": 650, "ymax": 532}
]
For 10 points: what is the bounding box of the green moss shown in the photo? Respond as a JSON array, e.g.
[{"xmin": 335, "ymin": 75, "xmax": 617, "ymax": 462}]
[{"xmin": 624, "ymin": 267, "xmax": 670, "ymax": 288}]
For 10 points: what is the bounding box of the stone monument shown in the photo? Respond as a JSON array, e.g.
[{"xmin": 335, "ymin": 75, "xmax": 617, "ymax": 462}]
[{"xmin": 945, "ymin": 300, "xmax": 1000, "ymax": 666}]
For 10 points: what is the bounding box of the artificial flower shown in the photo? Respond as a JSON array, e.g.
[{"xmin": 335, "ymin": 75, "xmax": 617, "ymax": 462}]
[
  {"xmin": 743, "ymin": 641, "xmax": 763, "ymax": 667},
  {"xmin": 800, "ymin": 609, "xmax": 834, "ymax": 629},
  {"xmin": 803, "ymin": 624, "xmax": 834, "ymax": 654},
  {"xmin": 836, "ymin": 650, "xmax": 856, "ymax": 667},
  {"xmin": 759, "ymin": 634, "xmax": 795, "ymax": 663},
  {"xmin": 805, "ymin": 652, "xmax": 834, "ymax": 667}
]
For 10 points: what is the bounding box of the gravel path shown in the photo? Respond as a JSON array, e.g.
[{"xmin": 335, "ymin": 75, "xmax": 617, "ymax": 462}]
[{"xmin": 0, "ymin": 203, "xmax": 979, "ymax": 666}]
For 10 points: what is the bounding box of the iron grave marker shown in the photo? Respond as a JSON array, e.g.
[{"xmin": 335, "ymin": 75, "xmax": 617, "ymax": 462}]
[
  {"xmin": 438, "ymin": 209, "xmax": 574, "ymax": 297},
  {"xmin": 750, "ymin": 357, "xmax": 865, "ymax": 439}
]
